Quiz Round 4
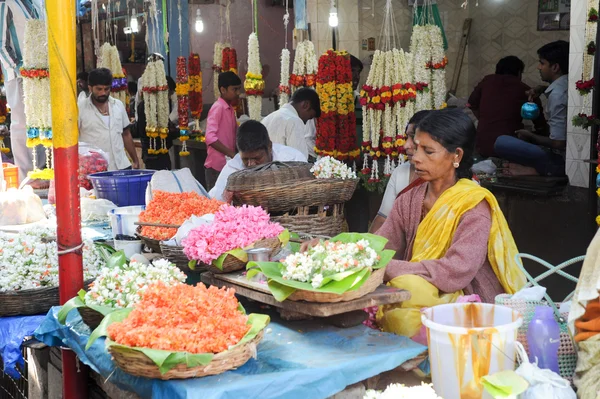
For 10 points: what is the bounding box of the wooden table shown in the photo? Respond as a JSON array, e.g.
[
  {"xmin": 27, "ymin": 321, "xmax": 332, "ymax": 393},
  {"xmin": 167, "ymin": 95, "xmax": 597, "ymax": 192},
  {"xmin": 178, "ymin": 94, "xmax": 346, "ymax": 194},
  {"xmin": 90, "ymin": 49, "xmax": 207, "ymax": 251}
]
[{"xmin": 201, "ymin": 271, "xmax": 410, "ymax": 318}]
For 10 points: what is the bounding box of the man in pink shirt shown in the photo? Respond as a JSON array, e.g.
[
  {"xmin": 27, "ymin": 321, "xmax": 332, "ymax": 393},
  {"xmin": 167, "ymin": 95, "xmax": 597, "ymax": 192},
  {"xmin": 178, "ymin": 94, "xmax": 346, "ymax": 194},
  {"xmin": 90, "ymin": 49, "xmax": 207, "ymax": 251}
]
[{"xmin": 204, "ymin": 71, "xmax": 242, "ymax": 190}]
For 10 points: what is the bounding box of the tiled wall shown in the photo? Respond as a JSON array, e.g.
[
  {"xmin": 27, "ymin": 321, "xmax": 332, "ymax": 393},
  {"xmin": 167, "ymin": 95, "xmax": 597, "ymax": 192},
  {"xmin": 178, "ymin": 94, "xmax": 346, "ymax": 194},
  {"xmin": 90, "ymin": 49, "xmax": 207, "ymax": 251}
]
[{"xmin": 566, "ymin": 0, "xmax": 590, "ymax": 188}]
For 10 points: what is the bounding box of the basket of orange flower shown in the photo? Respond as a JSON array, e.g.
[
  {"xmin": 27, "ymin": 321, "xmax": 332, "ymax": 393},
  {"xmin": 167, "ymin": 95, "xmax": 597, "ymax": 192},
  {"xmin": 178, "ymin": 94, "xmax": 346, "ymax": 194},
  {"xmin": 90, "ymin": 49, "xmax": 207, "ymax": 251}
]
[
  {"xmin": 136, "ymin": 191, "xmax": 224, "ymax": 254},
  {"xmin": 87, "ymin": 282, "xmax": 270, "ymax": 379}
]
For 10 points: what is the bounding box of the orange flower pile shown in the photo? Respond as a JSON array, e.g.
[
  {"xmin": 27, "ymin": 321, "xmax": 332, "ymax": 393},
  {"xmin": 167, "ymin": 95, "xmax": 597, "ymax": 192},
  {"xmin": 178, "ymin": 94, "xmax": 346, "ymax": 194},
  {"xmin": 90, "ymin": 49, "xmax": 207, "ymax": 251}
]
[
  {"xmin": 139, "ymin": 191, "xmax": 224, "ymax": 240},
  {"xmin": 107, "ymin": 282, "xmax": 250, "ymax": 354}
]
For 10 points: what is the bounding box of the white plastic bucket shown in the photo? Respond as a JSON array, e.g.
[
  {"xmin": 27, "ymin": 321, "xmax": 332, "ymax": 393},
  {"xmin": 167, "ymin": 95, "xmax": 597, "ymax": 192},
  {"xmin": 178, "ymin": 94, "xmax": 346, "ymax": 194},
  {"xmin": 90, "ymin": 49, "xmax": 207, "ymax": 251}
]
[
  {"xmin": 113, "ymin": 240, "xmax": 143, "ymax": 258},
  {"xmin": 108, "ymin": 205, "xmax": 145, "ymax": 239},
  {"xmin": 422, "ymin": 303, "xmax": 522, "ymax": 399}
]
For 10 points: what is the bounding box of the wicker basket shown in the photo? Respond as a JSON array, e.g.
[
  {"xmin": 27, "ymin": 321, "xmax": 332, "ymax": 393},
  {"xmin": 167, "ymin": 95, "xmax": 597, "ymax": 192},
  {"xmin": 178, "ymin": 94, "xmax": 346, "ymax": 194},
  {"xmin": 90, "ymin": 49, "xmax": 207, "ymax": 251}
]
[
  {"xmin": 286, "ymin": 267, "xmax": 385, "ymax": 303},
  {"xmin": 204, "ymin": 236, "xmax": 283, "ymax": 274},
  {"xmin": 271, "ymin": 204, "xmax": 345, "ymax": 237},
  {"xmin": 0, "ymin": 280, "xmax": 94, "ymax": 317},
  {"xmin": 108, "ymin": 330, "xmax": 264, "ymax": 380},
  {"xmin": 136, "ymin": 226, "xmax": 162, "ymax": 253},
  {"xmin": 78, "ymin": 307, "xmax": 105, "ymax": 330},
  {"xmin": 159, "ymin": 244, "xmax": 202, "ymax": 274}
]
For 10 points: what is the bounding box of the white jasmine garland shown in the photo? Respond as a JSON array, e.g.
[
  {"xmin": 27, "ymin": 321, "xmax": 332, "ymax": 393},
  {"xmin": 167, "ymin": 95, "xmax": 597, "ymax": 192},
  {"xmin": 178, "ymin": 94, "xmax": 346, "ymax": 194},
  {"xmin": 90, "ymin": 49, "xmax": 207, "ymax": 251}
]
[
  {"xmin": 141, "ymin": 61, "xmax": 158, "ymax": 131},
  {"xmin": 311, "ymin": 156, "xmax": 357, "ymax": 179},
  {"xmin": 84, "ymin": 258, "xmax": 186, "ymax": 308},
  {"xmin": 154, "ymin": 60, "xmax": 170, "ymax": 130},
  {"xmin": 213, "ymin": 42, "xmax": 230, "ymax": 99},
  {"xmin": 364, "ymin": 383, "xmax": 442, "ymax": 399},
  {"xmin": 22, "ymin": 20, "xmax": 51, "ymax": 132},
  {"xmin": 279, "ymin": 48, "xmax": 291, "ymax": 106},
  {"xmin": 0, "ymin": 229, "xmax": 102, "ymax": 292},
  {"xmin": 23, "ymin": 20, "xmax": 48, "ymax": 69},
  {"xmin": 290, "ymin": 40, "xmax": 317, "ymax": 92},
  {"xmin": 281, "ymin": 239, "xmax": 378, "ymax": 289},
  {"xmin": 246, "ymin": 32, "xmax": 263, "ymax": 120}
]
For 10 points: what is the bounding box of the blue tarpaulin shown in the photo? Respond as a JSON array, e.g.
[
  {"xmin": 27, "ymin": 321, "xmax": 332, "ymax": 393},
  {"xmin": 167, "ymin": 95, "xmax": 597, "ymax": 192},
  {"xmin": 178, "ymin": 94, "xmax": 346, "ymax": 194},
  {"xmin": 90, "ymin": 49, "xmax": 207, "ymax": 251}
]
[
  {"xmin": 0, "ymin": 315, "xmax": 45, "ymax": 378},
  {"xmin": 35, "ymin": 307, "xmax": 426, "ymax": 399}
]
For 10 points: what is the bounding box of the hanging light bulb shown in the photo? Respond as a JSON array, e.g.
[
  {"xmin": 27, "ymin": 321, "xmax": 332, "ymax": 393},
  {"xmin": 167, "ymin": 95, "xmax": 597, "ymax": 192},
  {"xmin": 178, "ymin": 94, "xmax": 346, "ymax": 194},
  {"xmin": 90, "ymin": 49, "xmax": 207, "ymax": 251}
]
[
  {"xmin": 130, "ymin": 8, "xmax": 139, "ymax": 33},
  {"xmin": 195, "ymin": 8, "xmax": 204, "ymax": 33},
  {"xmin": 328, "ymin": 0, "xmax": 338, "ymax": 27}
]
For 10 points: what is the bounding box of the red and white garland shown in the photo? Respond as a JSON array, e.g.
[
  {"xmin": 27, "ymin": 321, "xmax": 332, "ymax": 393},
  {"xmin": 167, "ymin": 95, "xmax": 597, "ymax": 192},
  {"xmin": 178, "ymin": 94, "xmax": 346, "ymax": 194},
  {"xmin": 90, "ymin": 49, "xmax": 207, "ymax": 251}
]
[
  {"xmin": 140, "ymin": 59, "xmax": 170, "ymax": 154},
  {"xmin": 290, "ymin": 40, "xmax": 317, "ymax": 92},
  {"xmin": 212, "ymin": 42, "xmax": 230, "ymax": 99},
  {"xmin": 99, "ymin": 43, "xmax": 127, "ymax": 104},
  {"xmin": 188, "ymin": 53, "xmax": 204, "ymax": 141},
  {"xmin": 279, "ymin": 48, "xmax": 291, "ymax": 107},
  {"xmin": 410, "ymin": 24, "xmax": 447, "ymax": 111},
  {"xmin": 244, "ymin": 33, "xmax": 264, "ymax": 120}
]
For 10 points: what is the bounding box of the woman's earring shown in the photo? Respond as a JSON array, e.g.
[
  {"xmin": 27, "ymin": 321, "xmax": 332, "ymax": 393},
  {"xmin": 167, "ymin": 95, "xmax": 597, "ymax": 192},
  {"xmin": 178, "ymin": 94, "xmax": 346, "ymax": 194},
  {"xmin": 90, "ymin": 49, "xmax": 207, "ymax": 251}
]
[{"xmin": 453, "ymin": 162, "xmax": 460, "ymax": 168}]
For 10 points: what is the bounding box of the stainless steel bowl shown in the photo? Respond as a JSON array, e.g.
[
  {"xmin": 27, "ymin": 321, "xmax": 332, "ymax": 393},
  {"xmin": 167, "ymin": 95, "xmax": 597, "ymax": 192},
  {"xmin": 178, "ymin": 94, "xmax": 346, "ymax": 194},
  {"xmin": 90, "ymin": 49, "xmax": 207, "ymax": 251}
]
[{"xmin": 246, "ymin": 247, "xmax": 271, "ymax": 262}]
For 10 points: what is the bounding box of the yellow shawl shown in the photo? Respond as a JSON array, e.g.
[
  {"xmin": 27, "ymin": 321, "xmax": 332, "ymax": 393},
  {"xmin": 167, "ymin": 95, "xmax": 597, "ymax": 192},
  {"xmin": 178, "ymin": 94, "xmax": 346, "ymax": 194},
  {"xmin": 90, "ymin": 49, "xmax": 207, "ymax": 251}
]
[{"xmin": 377, "ymin": 179, "xmax": 526, "ymax": 337}]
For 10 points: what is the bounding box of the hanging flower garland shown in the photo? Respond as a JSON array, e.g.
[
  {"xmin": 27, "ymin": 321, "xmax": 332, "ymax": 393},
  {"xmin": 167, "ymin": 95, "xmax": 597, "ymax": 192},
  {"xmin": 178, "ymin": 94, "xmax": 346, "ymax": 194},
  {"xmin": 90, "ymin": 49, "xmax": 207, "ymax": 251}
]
[
  {"xmin": 279, "ymin": 48, "xmax": 291, "ymax": 107},
  {"xmin": 221, "ymin": 47, "xmax": 238, "ymax": 75},
  {"xmin": 213, "ymin": 42, "xmax": 230, "ymax": 99},
  {"xmin": 140, "ymin": 58, "xmax": 170, "ymax": 155},
  {"xmin": 315, "ymin": 50, "xmax": 358, "ymax": 161},
  {"xmin": 99, "ymin": 43, "xmax": 127, "ymax": 104},
  {"xmin": 176, "ymin": 57, "xmax": 190, "ymax": 157},
  {"xmin": 0, "ymin": 67, "xmax": 8, "ymax": 154},
  {"xmin": 290, "ymin": 40, "xmax": 318, "ymax": 92},
  {"xmin": 410, "ymin": 25, "xmax": 447, "ymax": 111},
  {"xmin": 188, "ymin": 53, "xmax": 204, "ymax": 142},
  {"xmin": 245, "ymin": 32, "xmax": 264, "ymax": 121},
  {"xmin": 21, "ymin": 20, "xmax": 53, "ymax": 180}
]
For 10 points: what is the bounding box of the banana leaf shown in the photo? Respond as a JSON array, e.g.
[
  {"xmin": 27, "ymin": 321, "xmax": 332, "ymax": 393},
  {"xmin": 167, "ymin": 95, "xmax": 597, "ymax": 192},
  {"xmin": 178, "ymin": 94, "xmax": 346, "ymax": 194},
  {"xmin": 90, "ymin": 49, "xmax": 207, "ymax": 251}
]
[
  {"xmin": 87, "ymin": 308, "xmax": 270, "ymax": 375},
  {"xmin": 247, "ymin": 233, "xmax": 395, "ymax": 302},
  {"xmin": 190, "ymin": 230, "xmax": 290, "ymax": 271},
  {"xmin": 57, "ymin": 289, "xmax": 117, "ymax": 325}
]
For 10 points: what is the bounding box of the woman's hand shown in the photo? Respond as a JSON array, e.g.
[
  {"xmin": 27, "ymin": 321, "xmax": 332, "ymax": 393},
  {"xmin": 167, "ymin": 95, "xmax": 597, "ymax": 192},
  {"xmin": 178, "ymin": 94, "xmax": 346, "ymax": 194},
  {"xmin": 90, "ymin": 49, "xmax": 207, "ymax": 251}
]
[{"xmin": 300, "ymin": 238, "xmax": 320, "ymax": 253}]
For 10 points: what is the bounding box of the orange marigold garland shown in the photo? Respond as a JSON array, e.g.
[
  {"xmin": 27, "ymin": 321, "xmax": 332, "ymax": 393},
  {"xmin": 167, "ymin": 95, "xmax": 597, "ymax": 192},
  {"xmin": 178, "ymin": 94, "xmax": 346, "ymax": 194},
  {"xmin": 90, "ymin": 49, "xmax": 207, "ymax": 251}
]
[
  {"xmin": 315, "ymin": 50, "xmax": 358, "ymax": 161},
  {"xmin": 107, "ymin": 282, "xmax": 250, "ymax": 354},
  {"xmin": 188, "ymin": 53, "xmax": 204, "ymax": 142},
  {"xmin": 221, "ymin": 47, "xmax": 238, "ymax": 75},
  {"xmin": 176, "ymin": 57, "xmax": 191, "ymax": 157}
]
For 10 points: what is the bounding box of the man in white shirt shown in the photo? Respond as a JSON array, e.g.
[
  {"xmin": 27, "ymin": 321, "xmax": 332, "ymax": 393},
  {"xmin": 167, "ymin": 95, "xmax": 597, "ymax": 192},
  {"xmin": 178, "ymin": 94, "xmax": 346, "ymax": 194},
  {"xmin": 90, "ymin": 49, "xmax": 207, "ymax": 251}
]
[
  {"xmin": 78, "ymin": 68, "xmax": 140, "ymax": 171},
  {"xmin": 260, "ymin": 87, "xmax": 321, "ymax": 160},
  {"xmin": 209, "ymin": 120, "xmax": 306, "ymax": 201}
]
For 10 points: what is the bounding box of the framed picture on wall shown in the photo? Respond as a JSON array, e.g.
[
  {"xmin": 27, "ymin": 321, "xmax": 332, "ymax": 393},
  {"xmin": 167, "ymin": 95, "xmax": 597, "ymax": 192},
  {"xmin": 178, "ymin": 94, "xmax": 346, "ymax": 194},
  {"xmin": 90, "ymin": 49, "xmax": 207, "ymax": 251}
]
[{"xmin": 538, "ymin": 0, "xmax": 570, "ymax": 30}]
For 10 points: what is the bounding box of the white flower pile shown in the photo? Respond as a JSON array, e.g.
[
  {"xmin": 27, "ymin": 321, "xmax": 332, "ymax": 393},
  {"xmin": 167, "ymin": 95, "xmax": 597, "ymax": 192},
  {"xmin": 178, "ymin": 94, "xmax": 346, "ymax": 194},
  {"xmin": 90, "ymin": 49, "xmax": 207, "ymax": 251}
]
[
  {"xmin": 364, "ymin": 383, "xmax": 442, "ymax": 399},
  {"xmin": 311, "ymin": 156, "xmax": 357, "ymax": 180},
  {"xmin": 0, "ymin": 229, "xmax": 102, "ymax": 292},
  {"xmin": 282, "ymin": 239, "xmax": 377, "ymax": 289},
  {"xmin": 84, "ymin": 258, "xmax": 186, "ymax": 308}
]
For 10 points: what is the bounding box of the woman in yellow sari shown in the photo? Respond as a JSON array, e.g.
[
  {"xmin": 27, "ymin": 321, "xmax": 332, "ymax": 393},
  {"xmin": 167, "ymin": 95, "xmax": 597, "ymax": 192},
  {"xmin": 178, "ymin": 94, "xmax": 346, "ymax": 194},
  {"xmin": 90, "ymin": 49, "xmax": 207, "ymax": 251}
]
[{"xmin": 375, "ymin": 108, "xmax": 526, "ymax": 338}]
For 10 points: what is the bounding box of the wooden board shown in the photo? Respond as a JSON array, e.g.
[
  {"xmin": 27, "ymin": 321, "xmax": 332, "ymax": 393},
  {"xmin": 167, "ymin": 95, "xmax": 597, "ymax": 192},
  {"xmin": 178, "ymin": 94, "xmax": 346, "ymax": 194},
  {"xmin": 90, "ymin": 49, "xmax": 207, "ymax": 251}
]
[{"xmin": 202, "ymin": 272, "xmax": 410, "ymax": 318}]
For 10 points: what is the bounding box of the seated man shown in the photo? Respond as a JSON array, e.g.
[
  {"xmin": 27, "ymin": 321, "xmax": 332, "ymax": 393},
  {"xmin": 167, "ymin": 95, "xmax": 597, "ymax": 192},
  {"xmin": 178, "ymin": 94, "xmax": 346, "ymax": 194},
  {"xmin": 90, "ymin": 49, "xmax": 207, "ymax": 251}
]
[
  {"xmin": 209, "ymin": 120, "xmax": 307, "ymax": 201},
  {"xmin": 260, "ymin": 87, "xmax": 321, "ymax": 160},
  {"xmin": 468, "ymin": 56, "xmax": 546, "ymax": 158},
  {"xmin": 494, "ymin": 41, "xmax": 568, "ymax": 176}
]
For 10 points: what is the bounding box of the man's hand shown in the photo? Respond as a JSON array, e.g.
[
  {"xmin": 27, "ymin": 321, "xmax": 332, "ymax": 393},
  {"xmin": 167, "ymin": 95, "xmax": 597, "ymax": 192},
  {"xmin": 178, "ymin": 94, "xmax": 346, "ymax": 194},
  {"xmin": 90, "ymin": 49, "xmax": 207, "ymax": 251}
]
[
  {"xmin": 131, "ymin": 160, "xmax": 140, "ymax": 169},
  {"xmin": 223, "ymin": 189, "xmax": 234, "ymax": 203},
  {"xmin": 516, "ymin": 129, "xmax": 536, "ymax": 143},
  {"xmin": 526, "ymin": 85, "xmax": 546, "ymax": 102}
]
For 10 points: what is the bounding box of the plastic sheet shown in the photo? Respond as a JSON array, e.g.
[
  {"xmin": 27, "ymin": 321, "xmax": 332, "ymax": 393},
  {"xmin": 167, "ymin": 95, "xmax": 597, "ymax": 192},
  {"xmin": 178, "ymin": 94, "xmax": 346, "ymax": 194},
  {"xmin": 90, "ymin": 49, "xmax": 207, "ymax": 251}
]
[
  {"xmin": 35, "ymin": 307, "xmax": 426, "ymax": 399},
  {"xmin": 0, "ymin": 315, "xmax": 45, "ymax": 378}
]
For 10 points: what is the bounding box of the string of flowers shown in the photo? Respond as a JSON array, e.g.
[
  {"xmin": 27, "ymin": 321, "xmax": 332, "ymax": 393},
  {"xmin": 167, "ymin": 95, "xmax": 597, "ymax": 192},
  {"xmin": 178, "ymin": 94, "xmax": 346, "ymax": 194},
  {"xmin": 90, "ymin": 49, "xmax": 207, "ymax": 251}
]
[
  {"xmin": 188, "ymin": 53, "xmax": 204, "ymax": 142},
  {"xmin": 245, "ymin": 32, "xmax": 264, "ymax": 121},
  {"xmin": 0, "ymin": 68, "xmax": 8, "ymax": 154},
  {"xmin": 140, "ymin": 59, "xmax": 170, "ymax": 155},
  {"xmin": 315, "ymin": 50, "xmax": 358, "ymax": 161},
  {"xmin": 221, "ymin": 47, "xmax": 238, "ymax": 74},
  {"xmin": 411, "ymin": 25, "xmax": 448, "ymax": 111},
  {"xmin": 290, "ymin": 40, "xmax": 318, "ymax": 92},
  {"xmin": 279, "ymin": 48, "xmax": 291, "ymax": 107},
  {"xmin": 99, "ymin": 43, "xmax": 127, "ymax": 104},
  {"xmin": 176, "ymin": 56, "xmax": 190, "ymax": 157},
  {"xmin": 212, "ymin": 42, "xmax": 230, "ymax": 99},
  {"xmin": 21, "ymin": 20, "xmax": 53, "ymax": 180}
]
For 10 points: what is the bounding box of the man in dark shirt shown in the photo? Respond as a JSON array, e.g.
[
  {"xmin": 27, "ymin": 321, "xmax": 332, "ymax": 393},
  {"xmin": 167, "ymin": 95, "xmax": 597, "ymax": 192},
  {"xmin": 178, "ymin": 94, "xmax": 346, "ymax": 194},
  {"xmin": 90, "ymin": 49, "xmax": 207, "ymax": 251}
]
[{"xmin": 468, "ymin": 56, "xmax": 545, "ymax": 158}]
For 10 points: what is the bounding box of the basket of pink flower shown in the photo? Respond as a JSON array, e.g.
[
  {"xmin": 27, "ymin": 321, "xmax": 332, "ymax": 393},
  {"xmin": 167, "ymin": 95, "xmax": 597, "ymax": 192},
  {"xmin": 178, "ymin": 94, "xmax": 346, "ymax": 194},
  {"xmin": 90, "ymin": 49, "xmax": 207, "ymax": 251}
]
[{"xmin": 183, "ymin": 204, "xmax": 289, "ymax": 274}]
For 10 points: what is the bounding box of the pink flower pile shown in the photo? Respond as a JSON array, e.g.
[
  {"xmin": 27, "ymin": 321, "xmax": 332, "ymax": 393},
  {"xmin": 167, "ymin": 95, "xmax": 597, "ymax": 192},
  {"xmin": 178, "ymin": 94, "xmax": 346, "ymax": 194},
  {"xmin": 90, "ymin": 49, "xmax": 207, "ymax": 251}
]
[{"xmin": 182, "ymin": 204, "xmax": 284, "ymax": 264}]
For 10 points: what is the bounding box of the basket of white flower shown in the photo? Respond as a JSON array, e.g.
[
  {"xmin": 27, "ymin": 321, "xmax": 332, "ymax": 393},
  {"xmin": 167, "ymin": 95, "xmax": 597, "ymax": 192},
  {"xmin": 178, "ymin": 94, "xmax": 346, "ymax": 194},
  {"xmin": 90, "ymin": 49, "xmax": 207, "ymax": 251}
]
[{"xmin": 0, "ymin": 229, "xmax": 103, "ymax": 317}]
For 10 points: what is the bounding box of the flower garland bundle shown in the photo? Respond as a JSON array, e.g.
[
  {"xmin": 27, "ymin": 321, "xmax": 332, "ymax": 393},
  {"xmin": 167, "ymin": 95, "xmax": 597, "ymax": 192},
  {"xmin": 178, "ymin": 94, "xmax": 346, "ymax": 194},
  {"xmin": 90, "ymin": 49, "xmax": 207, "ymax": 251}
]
[
  {"xmin": 176, "ymin": 57, "xmax": 190, "ymax": 157},
  {"xmin": 315, "ymin": 50, "xmax": 358, "ymax": 161},
  {"xmin": 427, "ymin": 25, "xmax": 448, "ymax": 110},
  {"xmin": 183, "ymin": 204, "xmax": 284, "ymax": 265},
  {"xmin": 85, "ymin": 258, "xmax": 186, "ymax": 308},
  {"xmin": 311, "ymin": 156, "xmax": 357, "ymax": 180},
  {"xmin": 290, "ymin": 40, "xmax": 318, "ymax": 92},
  {"xmin": 212, "ymin": 42, "xmax": 230, "ymax": 99},
  {"xmin": 573, "ymin": 112, "xmax": 600, "ymax": 130},
  {"xmin": 364, "ymin": 383, "xmax": 442, "ymax": 399},
  {"xmin": 0, "ymin": 229, "xmax": 102, "ymax": 292},
  {"xmin": 0, "ymin": 91, "xmax": 8, "ymax": 154},
  {"xmin": 21, "ymin": 20, "xmax": 53, "ymax": 180},
  {"xmin": 221, "ymin": 47, "xmax": 238, "ymax": 74},
  {"xmin": 140, "ymin": 59, "xmax": 170, "ymax": 154},
  {"xmin": 139, "ymin": 191, "xmax": 224, "ymax": 240},
  {"xmin": 279, "ymin": 48, "xmax": 291, "ymax": 107},
  {"xmin": 281, "ymin": 239, "xmax": 378, "ymax": 289},
  {"xmin": 107, "ymin": 282, "xmax": 251, "ymax": 354},
  {"xmin": 577, "ymin": 78, "xmax": 595, "ymax": 95},
  {"xmin": 410, "ymin": 24, "xmax": 447, "ymax": 111},
  {"xmin": 245, "ymin": 33, "xmax": 264, "ymax": 120},
  {"xmin": 188, "ymin": 53, "xmax": 204, "ymax": 141},
  {"xmin": 99, "ymin": 43, "xmax": 127, "ymax": 104}
]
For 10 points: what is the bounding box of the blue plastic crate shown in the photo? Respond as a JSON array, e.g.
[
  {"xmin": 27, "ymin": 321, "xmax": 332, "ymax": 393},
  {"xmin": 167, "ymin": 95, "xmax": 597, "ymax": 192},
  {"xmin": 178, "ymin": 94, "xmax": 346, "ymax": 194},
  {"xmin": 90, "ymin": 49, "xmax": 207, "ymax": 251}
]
[{"xmin": 88, "ymin": 170, "xmax": 155, "ymax": 207}]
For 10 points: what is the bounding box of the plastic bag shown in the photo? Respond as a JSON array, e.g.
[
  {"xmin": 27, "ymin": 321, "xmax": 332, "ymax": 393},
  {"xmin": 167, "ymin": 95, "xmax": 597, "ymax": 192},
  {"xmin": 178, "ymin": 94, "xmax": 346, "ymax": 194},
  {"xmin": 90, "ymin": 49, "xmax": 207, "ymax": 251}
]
[
  {"xmin": 78, "ymin": 142, "xmax": 109, "ymax": 190},
  {"xmin": 80, "ymin": 197, "xmax": 117, "ymax": 222},
  {"xmin": 0, "ymin": 186, "xmax": 45, "ymax": 226},
  {"xmin": 515, "ymin": 342, "xmax": 576, "ymax": 399},
  {"xmin": 145, "ymin": 168, "xmax": 209, "ymax": 204}
]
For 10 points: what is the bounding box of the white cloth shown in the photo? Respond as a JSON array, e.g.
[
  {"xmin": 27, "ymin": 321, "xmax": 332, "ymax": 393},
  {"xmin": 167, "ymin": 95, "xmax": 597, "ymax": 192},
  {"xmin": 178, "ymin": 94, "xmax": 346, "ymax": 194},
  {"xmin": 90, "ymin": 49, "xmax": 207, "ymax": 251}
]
[
  {"xmin": 377, "ymin": 162, "xmax": 411, "ymax": 218},
  {"xmin": 78, "ymin": 95, "xmax": 131, "ymax": 171},
  {"xmin": 169, "ymin": 92, "xmax": 178, "ymax": 124},
  {"xmin": 78, "ymin": 90, "xmax": 88, "ymax": 103},
  {"xmin": 305, "ymin": 118, "xmax": 317, "ymax": 158},
  {"xmin": 261, "ymin": 104, "xmax": 310, "ymax": 160},
  {"xmin": 208, "ymin": 143, "xmax": 306, "ymax": 201}
]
